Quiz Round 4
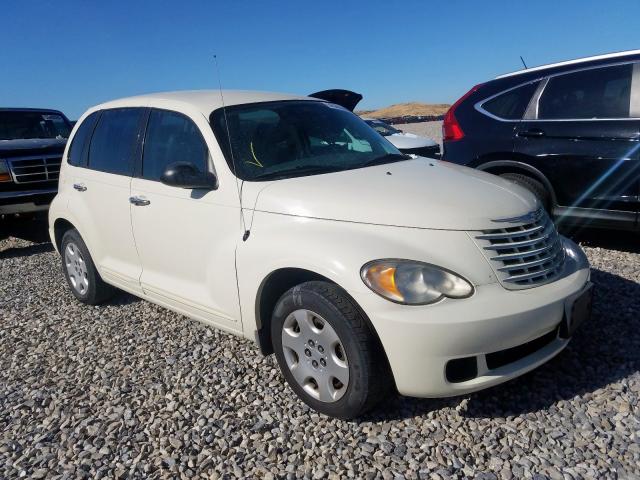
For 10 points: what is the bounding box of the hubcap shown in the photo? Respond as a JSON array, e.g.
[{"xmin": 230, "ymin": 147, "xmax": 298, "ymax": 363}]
[
  {"xmin": 64, "ymin": 242, "xmax": 89, "ymax": 295},
  {"xmin": 281, "ymin": 309, "xmax": 349, "ymax": 403}
]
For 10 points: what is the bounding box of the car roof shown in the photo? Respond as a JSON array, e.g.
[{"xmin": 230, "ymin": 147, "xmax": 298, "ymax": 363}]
[
  {"xmin": 0, "ymin": 107, "xmax": 66, "ymax": 114},
  {"xmin": 495, "ymin": 49, "xmax": 640, "ymax": 79},
  {"xmin": 91, "ymin": 90, "xmax": 320, "ymax": 117}
]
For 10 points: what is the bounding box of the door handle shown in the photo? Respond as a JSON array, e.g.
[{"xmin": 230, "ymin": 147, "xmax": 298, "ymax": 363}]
[
  {"xmin": 73, "ymin": 183, "xmax": 87, "ymax": 192},
  {"xmin": 517, "ymin": 129, "xmax": 545, "ymax": 138},
  {"xmin": 129, "ymin": 195, "xmax": 151, "ymax": 206}
]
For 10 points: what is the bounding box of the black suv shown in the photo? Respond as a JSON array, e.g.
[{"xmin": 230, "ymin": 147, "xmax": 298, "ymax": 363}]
[
  {"xmin": 441, "ymin": 50, "xmax": 640, "ymax": 231},
  {"xmin": 0, "ymin": 108, "xmax": 72, "ymax": 216}
]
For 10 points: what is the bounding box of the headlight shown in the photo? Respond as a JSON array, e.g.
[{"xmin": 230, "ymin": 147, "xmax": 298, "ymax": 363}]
[
  {"xmin": 361, "ymin": 259, "xmax": 474, "ymax": 305},
  {"xmin": 0, "ymin": 160, "xmax": 11, "ymax": 183}
]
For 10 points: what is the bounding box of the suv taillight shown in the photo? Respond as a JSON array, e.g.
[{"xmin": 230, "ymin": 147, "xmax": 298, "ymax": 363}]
[{"xmin": 443, "ymin": 84, "xmax": 483, "ymax": 142}]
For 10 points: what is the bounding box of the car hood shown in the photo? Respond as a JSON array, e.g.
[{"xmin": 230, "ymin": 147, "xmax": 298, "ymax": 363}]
[
  {"xmin": 386, "ymin": 132, "xmax": 438, "ymax": 149},
  {"xmin": 249, "ymin": 159, "xmax": 538, "ymax": 231},
  {"xmin": 0, "ymin": 138, "xmax": 67, "ymax": 154}
]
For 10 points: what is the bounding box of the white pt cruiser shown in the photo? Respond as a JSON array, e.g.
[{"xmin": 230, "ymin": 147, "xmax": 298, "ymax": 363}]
[{"xmin": 49, "ymin": 91, "xmax": 592, "ymax": 419}]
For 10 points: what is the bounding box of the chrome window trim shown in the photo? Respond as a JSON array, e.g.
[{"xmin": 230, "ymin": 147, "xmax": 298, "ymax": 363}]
[
  {"xmin": 475, "ymin": 60, "xmax": 640, "ymax": 123},
  {"xmin": 523, "ymin": 78, "xmax": 548, "ymax": 120},
  {"xmin": 630, "ymin": 63, "xmax": 640, "ymax": 118}
]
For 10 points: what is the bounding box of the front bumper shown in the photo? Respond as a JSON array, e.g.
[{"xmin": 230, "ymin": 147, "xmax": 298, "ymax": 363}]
[
  {"xmin": 352, "ymin": 237, "xmax": 590, "ymax": 397},
  {"xmin": 0, "ymin": 188, "xmax": 57, "ymax": 214}
]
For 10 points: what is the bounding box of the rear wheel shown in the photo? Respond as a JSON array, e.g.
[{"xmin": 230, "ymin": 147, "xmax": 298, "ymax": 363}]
[
  {"xmin": 61, "ymin": 229, "xmax": 115, "ymax": 305},
  {"xmin": 271, "ymin": 281, "xmax": 390, "ymax": 419},
  {"xmin": 500, "ymin": 173, "xmax": 551, "ymax": 212}
]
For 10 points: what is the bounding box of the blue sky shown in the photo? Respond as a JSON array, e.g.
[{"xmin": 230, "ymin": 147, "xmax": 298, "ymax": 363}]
[{"xmin": 4, "ymin": 0, "xmax": 639, "ymax": 119}]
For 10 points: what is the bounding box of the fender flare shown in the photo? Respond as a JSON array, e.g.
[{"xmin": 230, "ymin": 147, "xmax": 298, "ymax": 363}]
[{"xmin": 476, "ymin": 160, "xmax": 558, "ymax": 207}]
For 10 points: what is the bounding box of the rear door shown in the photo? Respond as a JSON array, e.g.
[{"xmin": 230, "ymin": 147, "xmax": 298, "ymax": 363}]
[
  {"xmin": 67, "ymin": 108, "xmax": 146, "ymax": 293},
  {"xmin": 514, "ymin": 63, "xmax": 640, "ymax": 225}
]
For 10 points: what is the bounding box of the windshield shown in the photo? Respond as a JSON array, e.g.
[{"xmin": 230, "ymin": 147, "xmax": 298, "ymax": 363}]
[
  {"xmin": 365, "ymin": 119, "xmax": 401, "ymax": 136},
  {"xmin": 211, "ymin": 101, "xmax": 404, "ymax": 181},
  {"xmin": 0, "ymin": 111, "xmax": 71, "ymax": 141}
]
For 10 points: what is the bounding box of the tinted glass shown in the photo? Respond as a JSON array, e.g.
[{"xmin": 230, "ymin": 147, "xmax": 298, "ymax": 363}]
[
  {"xmin": 211, "ymin": 101, "xmax": 401, "ymax": 181},
  {"xmin": 68, "ymin": 112, "xmax": 99, "ymax": 167},
  {"xmin": 0, "ymin": 111, "xmax": 71, "ymax": 140},
  {"xmin": 365, "ymin": 119, "xmax": 401, "ymax": 136},
  {"xmin": 538, "ymin": 64, "xmax": 632, "ymax": 119},
  {"xmin": 483, "ymin": 82, "xmax": 539, "ymax": 120},
  {"xmin": 142, "ymin": 110, "xmax": 208, "ymax": 181},
  {"xmin": 88, "ymin": 108, "xmax": 143, "ymax": 175}
]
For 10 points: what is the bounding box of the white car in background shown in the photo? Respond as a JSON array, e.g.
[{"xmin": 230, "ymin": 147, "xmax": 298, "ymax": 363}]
[
  {"xmin": 363, "ymin": 118, "xmax": 440, "ymax": 158},
  {"xmin": 49, "ymin": 90, "xmax": 592, "ymax": 419},
  {"xmin": 308, "ymin": 89, "xmax": 440, "ymax": 157}
]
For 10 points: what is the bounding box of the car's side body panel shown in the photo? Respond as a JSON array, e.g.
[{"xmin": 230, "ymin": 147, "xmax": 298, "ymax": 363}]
[{"xmin": 236, "ymin": 211, "xmax": 499, "ymax": 337}]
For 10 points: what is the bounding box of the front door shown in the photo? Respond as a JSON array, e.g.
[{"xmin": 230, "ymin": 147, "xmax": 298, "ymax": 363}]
[
  {"xmin": 129, "ymin": 108, "xmax": 242, "ymax": 332},
  {"xmin": 67, "ymin": 108, "xmax": 146, "ymax": 293},
  {"xmin": 514, "ymin": 63, "xmax": 640, "ymax": 227}
]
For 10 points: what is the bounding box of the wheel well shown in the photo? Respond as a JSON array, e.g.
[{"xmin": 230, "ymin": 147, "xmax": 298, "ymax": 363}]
[
  {"xmin": 255, "ymin": 268, "xmax": 328, "ymax": 355},
  {"xmin": 53, "ymin": 218, "xmax": 75, "ymax": 251},
  {"xmin": 479, "ymin": 162, "xmax": 557, "ymax": 206}
]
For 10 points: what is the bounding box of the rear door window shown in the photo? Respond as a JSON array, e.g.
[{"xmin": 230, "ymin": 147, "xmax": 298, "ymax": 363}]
[
  {"xmin": 538, "ymin": 64, "xmax": 632, "ymax": 119},
  {"xmin": 141, "ymin": 109, "xmax": 208, "ymax": 181},
  {"xmin": 482, "ymin": 82, "xmax": 539, "ymax": 120},
  {"xmin": 67, "ymin": 112, "xmax": 99, "ymax": 167},
  {"xmin": 88, "ymin": 108, "xmax": 144, "ymax": 175}
]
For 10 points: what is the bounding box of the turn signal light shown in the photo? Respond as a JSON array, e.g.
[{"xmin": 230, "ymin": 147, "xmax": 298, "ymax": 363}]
[{"xmin": 0, "ymin": 161, "xmax": 11, "ymax": 182}]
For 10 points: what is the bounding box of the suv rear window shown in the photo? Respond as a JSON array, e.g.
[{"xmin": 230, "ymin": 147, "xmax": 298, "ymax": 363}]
[
  {"xmin": 482, "ymin": 82, "xmax": 539, "ymax": 120},
  {"xmin": 88, "ymin": 108, "xmax": 144, "ymax": 176},
  {"xmin": 538, "ymin": 64, "xmax": 632, "ymax": 119}
]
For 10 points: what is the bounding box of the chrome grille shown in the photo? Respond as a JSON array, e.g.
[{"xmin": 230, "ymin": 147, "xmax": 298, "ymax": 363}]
[
  {"xmin": 473, "ymin": 208, "xmax": 565, "ymax": 289},
  {"xmin": 8, "ymin": 155, "xmax": 61, "ymax": 184}
]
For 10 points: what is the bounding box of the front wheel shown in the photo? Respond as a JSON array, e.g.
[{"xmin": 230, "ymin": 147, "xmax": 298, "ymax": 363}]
[{"xmin": 271, "ymin": 281, "xmax": 391, "ymax": 419}]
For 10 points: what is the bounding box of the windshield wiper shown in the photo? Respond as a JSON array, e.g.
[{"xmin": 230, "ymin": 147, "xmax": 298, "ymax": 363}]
[
  {"xmin": 362, "ymin": 153, "xmax": 409, "ymax": 168},
  {"xmin": 252, "ymin": 164, "xmax": 343, "ymax": 181}
]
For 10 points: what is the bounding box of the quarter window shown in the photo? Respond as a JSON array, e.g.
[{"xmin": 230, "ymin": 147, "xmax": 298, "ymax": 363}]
[
  {"xmin": 67, "ymin": 112, "xmax": 99, "ymax": 167},
  {"xmin": 538, "ymin": 64, "xmax": 632, "ymax": 119},
  {"xmin": 142, "ymin": 110, "xmax": 208, "ymax": 181},
  {"xmin": 482, "ymin": 82, "xmax": 539, "ymax": 120},
  {"xmin": 88, "ymin": 108, "xmax": 144, "ymax": 176}
]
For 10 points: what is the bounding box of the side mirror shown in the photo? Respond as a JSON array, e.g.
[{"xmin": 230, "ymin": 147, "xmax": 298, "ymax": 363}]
[{"xmin": 160, "ymin": 162, "xmax": 218, "ymax": 190}]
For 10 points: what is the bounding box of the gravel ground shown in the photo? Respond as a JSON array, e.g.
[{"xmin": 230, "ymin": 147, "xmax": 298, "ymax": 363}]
[{"xmin": 1, "ymin": 217, "xmax": 639, "ymax": 479}]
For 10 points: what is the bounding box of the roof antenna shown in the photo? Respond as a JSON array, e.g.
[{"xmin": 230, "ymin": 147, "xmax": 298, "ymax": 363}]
[
  {"xmin": 214, "ymin": 54, "xmax": 250, "ymax": 241},
  {"xmin": 519, "ymin": 55, "xmax": 528, "ymax": 69}
]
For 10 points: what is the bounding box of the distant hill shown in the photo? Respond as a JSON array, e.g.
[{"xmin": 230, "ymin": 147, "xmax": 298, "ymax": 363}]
[{"xmin": 357, "ymin": 102, "xmax": 450, "ymax": 119}]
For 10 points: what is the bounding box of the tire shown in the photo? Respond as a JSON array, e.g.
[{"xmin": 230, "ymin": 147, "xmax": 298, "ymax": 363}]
[
  {"xmin": 60, "ymin": 229, "xmax": 116, "ymax": 305},
  {"xmin": 500, "ymin": 173, "xmax": 551, "ymax": 212},
  {"xmin": 271, "ymin": 281, "xmax": 391, "ymax": 419}
]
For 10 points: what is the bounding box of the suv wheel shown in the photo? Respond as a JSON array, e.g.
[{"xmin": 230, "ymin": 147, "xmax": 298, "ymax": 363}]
[
  {"xmin": 61, "ymin": 229, "xmax": 115, "ymax": 305},
  {"xmin": 500, "ymin": 173, "xmax": 551, "ymax": 211},
  {"xmin": 271, "ymin": 281, "xmax": 390, "ymax": 419}
]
